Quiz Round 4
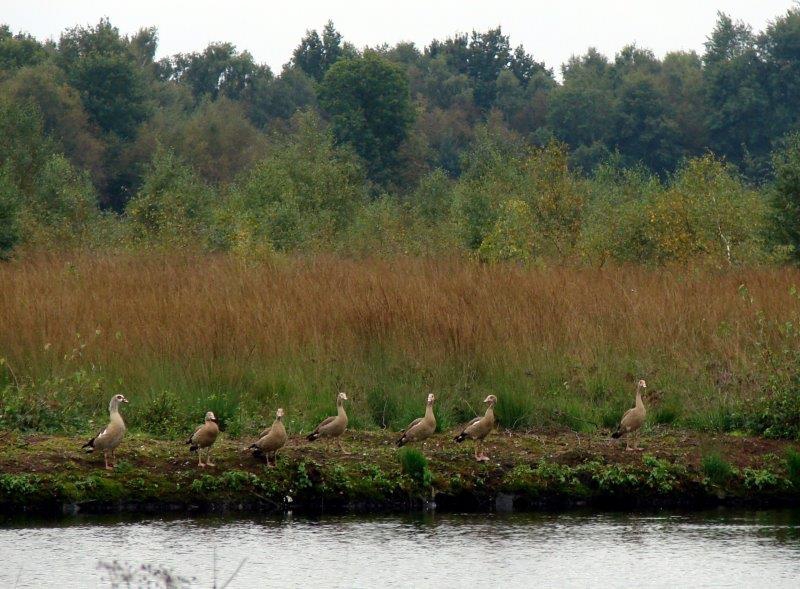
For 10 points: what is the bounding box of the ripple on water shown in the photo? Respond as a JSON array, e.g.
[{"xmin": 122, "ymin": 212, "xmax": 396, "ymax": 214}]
[{"xmin": 1, "ymin": 510, "xmax": 799, "ymax": 588}]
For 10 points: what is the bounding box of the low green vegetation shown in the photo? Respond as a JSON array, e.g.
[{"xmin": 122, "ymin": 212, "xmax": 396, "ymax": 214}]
[
  {"xmin": 0, "ymin": 432, "xmax": 797, "ymax": 515},
  {"xmin": 701, "ymin": 453, "xmax": 734, "ymax": 486}
]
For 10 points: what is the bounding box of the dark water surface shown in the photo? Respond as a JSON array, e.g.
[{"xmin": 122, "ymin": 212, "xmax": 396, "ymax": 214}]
[{"xmin": 1, "ymin": 509, "xmax": 799, "ymax": 588}]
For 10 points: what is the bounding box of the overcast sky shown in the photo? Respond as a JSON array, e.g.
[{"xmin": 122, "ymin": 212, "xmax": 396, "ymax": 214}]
[{"xmin": 4, "ymin": 1, "xmax": 797, "ymax": 74}]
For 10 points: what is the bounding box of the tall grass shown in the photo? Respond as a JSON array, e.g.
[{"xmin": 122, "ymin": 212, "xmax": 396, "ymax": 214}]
[{"xmin": 1, "ymin": 252, "xmax": 799, "ymax": 437}]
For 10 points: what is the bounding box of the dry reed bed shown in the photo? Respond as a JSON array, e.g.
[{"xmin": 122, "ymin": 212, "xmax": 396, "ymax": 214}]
[{"xmin": 2, "ymin": 253, "xmax": 798, "ymax": 383}]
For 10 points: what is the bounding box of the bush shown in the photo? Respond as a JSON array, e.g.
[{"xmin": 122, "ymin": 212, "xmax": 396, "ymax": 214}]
[
  {"xmin": 398, "ymin": 447, "xmax": 432, "ymax": 488},
  {"xmin": 750, "ymin": 385, "xmax": 800, "ymax": 440},
  {"xmin": 581, "ymin": 154, "xmax": 770, "ymax": 265},
  {"xmin": 125, "ymin": 147, "xmax": 214, "ymax": 246},
  {"xmin": 230, "ymin": 111, "xmax": 366, "ymax": 251},
  {"xmin": 701, "ymin": 452, "xmax": 733, "ymax": 485},
  {"xmin": 785, "ymin": 448, "xmax": 800, "ymax": 488},
  {"xmin": 0, "ymin": 165, "xmax": 20, "ymax": 258}
]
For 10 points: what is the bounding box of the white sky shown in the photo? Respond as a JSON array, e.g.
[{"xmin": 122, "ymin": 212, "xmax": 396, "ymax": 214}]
[{"xmin": 3, "ymin": 1, "xmax": 797, "ymax": 74}]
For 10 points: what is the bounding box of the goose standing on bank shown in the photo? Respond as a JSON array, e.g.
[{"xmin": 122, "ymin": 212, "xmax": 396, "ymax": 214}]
[
  {"xmin": 454, "ymin": 394, "xmax": 497, "ymax": 462},
  {"xmin": 81, "ymin": 394, "xmax": 129, "ymax": 470},
  {"xmin": 611, "ymin": 379, "xmax": 647, "ymax": 450},
  {"xmin": 307, "ymin": 392, "xmax": 349, "ymax": 453},
  {"xmin": 396, "ymin": 394, "xmax": 436, "ymax": 447},
  {"xmin": 249, "ymin": 408, "xmax": 288, "ymax": 466},
  {"xmin": 187, "ymin": 411, "xmax": 220, "ymax": 467}
]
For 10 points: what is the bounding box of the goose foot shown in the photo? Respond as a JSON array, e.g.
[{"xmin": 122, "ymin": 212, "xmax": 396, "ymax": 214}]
[
  {"xmin": 198, "ymin": 462, "xmax": 206, "ymax": 468},
  {"xmin": 105, "ymin": 465, "xmax": 114, "ymax": 470},
  {"xmin": 206, "ymin": 461, "xmax": 216, "ymax": 467}
]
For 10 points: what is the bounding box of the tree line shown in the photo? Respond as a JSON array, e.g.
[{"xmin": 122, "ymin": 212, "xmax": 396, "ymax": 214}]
[{"xmin": 1, "ymin": 10, "xmax": 800, "ymax": 264}]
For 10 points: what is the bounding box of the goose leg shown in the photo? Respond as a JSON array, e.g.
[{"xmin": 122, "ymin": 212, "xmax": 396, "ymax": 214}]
[
  {"xmin": 198, "ymin": 449, "xmax": 205, "ymax": 467},
  {"xmin": 206, "ymin": 447, "xmax": 216, "ymax": 467},
  {"xmin": 338, "ymin": 439, "xmax": 351, "ymax": 455},
  {"xmin": 104, "ymin": 451, "xmax": 112, "ymax": 470},
  {"xmin": 473, "ymin": 441, "xmax": 481, "ymax": 461},
  {"xmin": 478, "ymin": 441, "xmax": 489, "ymax": 462}
]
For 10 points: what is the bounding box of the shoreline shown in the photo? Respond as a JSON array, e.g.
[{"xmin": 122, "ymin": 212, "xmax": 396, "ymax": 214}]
[{"xmin": 1, "ymin": 429, "xmax": 798, "ymax": 518}]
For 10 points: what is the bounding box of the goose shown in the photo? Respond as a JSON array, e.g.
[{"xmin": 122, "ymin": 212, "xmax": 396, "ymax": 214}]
[
  {"xmin": 611, "ymin": 379, "xmax": 647, "ymax": 450},
  {"xmin": 396, "ymin": 394, "xmax": 436, "ymax": 447},
  {"xmin": 81, "ymin": 394, "xmax": 129, "ymax": 470},
  {"xmin": 187, "ymin": 411, "xmax": 220, "ymax": 467},
  {"xmin": 454, "ymin": 395, "xmax": 497, "ymax": 462},
  {"xmin": 248, "ymin": 408, "xmax": 288, "ymax": 467},
  {"xmin": 306, "ymin": 392, "xmax": 349, "ymax": 453}
]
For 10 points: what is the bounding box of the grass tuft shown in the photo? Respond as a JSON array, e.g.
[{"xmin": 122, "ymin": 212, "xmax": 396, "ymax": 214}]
[{"xmin": 701, "ymin": 452, "xmax": 734, "ymax": 486}]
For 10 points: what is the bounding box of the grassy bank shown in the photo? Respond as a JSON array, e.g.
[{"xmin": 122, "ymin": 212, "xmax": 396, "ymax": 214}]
[
  {"xmin": 1, "ymin": 430, "xmax": 798, "ymax": 516},
  {"xmin": 1, "ymin": 253, "xmax": 800, "ymax": 439}
]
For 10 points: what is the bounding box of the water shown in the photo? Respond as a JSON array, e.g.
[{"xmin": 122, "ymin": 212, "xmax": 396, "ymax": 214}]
[{"xmin": 1, "ymin": 510, "xmax": 799, "ymax": 588}]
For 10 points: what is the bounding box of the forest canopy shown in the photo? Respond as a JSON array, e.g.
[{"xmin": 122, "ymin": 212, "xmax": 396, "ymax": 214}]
[{"xmin": 2, "ymin": 10, "xmax": 800, "ymax": 265}]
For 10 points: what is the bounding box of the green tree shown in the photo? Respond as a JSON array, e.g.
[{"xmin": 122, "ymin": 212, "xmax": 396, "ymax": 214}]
[
  {"xmin": 703, "ymin": 13, "xmax": 770, "ymax": 170},
  {"xmin": 660, "ymin": 51, "xmax": 709, "ymax": 156},
  {"xmin": 0, "ymin": 98, "xmax": 52, "ymax": 196},
  {"xmin": 0, "ymin": 25, "xmax": 49, "ymax": 71},
  {"xmin": 319, "ymin": 51, "xmax": 415, "ymax": 183},
  {"xmin": 23, "ymin": 154, "xmax": 98, "ymax": 242},
  {"xmin": 547, "ymin": 49, "xmax": 614, "ymax": 171},
  {"xmin": 0, "ymin": 164, "xmax": 21, "ymax": 258},
  {"xmin": 125, "ymin": 147, "xmax": 214, "ymax": 245},
  {"xmin": 292, "ymin": 21, "xmax": 349, "ymax": 82},
  {"xmin": 759, "ymin": 9, "xmax": 800, "ymax": 143},
  {"xmin": 772, "ymin": 133, "xmax": 800, "ymax": 260},
  {"xmin": 165, "ymin": 42, "xmax": 272, "ymax": 102},
  {"xmin": 57, "ymin": 18, "xmax": 149, "ymax": 139},
  {"xmin": 2, "ymin": 63, "xmax": 105, "ymax": 185},
  {"xmin": 246, "ymin": 66, "xmax": 317, "ymax": 127},
  {"xmin": 173, "ymin": 98, "xmax": 266, "ymax": 185},
  {"xmin": 228, "ymin": 112, "xmax": 366, "ymax": 250},
  {"xmin": 614, "ymin": 70, "xmax": 680, "ymax": 174}
]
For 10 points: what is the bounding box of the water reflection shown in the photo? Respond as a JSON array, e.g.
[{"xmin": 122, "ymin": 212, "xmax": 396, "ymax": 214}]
[{"xmin": 1, "ymin": 509, "xmax": 799, "ymax": 588}]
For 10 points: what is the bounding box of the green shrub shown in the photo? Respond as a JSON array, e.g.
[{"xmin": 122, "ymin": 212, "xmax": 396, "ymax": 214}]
[
  {"xmin": 0, "ymin": 165, "xmax": 20, "ymax": 258},
  {"xmin": 749, "ymin": 385, "xmax": 800, "ymax": 440},
  {"xmin": 786, "ymin": 448, "xmax": 800, "ymax": 488},
  {"xmin": 701, "ymin": 452, "xmax": 733, "ymax": 486},
  {"xmin": 398, "ymin": 447, "xmax": 432, "ymax": 488}
]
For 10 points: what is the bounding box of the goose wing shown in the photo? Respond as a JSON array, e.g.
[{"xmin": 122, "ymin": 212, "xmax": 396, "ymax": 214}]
[
  {"xmin": 313, "ymin": 415, "xmax": 336, "ymax": 434},
  {"xmin": 402, "ymin": 417, "xmax": 423, "ymax": 434},
  {"xmin": 187, "ymin": 424, "xmax": 203, "ymax": 444},
  {"xmin": 461, "ymin": 416, "xmax": 482, "ymax": 435}
]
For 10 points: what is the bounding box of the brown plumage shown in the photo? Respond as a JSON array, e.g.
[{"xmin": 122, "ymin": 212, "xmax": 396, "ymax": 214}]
[
  {"xmin": 249, "ymin": 408, "xmax": 288, "ymax": 466},
  {"xmin": 397, "ymin": 394, "xmax": 436, "ymax": 447},
  {"xmin": 81, "ymin": 394, "xmax": 129, "ymax": 470},
  {"xmin": 454, "ymin": 395, "xmax": 497, "ymax": 461},
  {"xmin": 611, "ymin": 379, "xmax": 647, "ymax": 450},
  {"xmin": 307, "ymin": 392, "xmax": 349, "ymax": 453},
  {"xmin": 187, "ymin": 411, "xmax": 220, "ymax": 467}
]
